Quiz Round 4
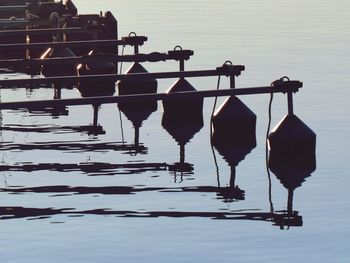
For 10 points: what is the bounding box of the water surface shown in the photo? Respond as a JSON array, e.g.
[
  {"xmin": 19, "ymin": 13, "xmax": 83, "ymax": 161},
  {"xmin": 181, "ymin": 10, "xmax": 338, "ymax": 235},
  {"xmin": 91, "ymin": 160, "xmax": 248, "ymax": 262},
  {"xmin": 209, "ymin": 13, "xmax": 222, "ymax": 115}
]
[{"xmin": 0, "ymin": 1, "xmax": 349, "ymax": 262}]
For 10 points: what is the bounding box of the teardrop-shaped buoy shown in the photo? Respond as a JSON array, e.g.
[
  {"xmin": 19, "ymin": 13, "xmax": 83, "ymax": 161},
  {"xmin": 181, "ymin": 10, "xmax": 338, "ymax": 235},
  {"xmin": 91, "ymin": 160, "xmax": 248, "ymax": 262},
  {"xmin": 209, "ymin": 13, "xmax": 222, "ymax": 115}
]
[
  {"xmin": 118, "ymin": 63, "xmax": 157, "ymax": 95},
  {"xmin": 117, "ymin": 63, "xmax": 158, "ymax": 152},
  {"xmin": 268, "ymin": 114, "xmax": 316, "ymax": 175},
  {"xmin": 162, "ymin": 78, "xmax": 203, "ymax": 124},
  {"xmin": 77, "ymin": 50, "xmax": 116, "ymax": 97},
  {"xmin": 162, "ymin": 78, "xmax": 204, "ymax": 145},
  {"xmin": 117, "ymin": 63, "xmax": 158, "ymax": 131},
  {"xmin": 211, "ymin": 96, "xmax": 256, "ymax": 166},
  {"xmin": 268, "ymin": 114, "xmax": 316, "ymax": 190},
  {"xmin": 40, "ymin": 46, "xmax": 77, "ymax": 77}
]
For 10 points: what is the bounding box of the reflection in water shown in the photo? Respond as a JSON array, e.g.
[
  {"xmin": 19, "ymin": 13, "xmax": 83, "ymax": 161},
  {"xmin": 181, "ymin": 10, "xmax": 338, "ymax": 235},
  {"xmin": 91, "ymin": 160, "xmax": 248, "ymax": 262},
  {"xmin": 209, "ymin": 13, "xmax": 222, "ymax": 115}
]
[
  {"xmin": 16, "ymin": 83, "xmax": 72, "ymax": 117},
  {"xmin": 0, "ymin": 140, "xmax": 143, "ymax": 153},
  {"xmin": 0, "ymin": 206, "xmax": 286, "ymax": 222},
  {"xmin": 0, "ymin": 80, "xmax": 317, "ymax": 230},
  {"xmin": 268, "ymin": 152, "xmax": 316, "ymax": 228},
  {"xmin": 118, "ymin": 100, "xmax": 157, "ymax": 153},
  {"xmin": 0, "ymin": 162, "xmax": 167, "ymax": 175},
  {"xmin": 0, "ymin": 123, "xmax": 105, "ymax": 136},
  {"xmin": 0, "ymin": 204, "xmax": 304, "ymax": 228},
  {"xmin": 0, "ymin": 185, "xmax": 244, "ymax": 196}
]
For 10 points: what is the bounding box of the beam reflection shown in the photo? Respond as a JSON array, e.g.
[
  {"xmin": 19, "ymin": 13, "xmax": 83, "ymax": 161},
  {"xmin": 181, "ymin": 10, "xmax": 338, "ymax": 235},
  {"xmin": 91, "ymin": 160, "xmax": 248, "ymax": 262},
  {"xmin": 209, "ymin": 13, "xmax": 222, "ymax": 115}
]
[{"xmin": 0, "ymin": 205, "xmax": 300, "ymax": 228}]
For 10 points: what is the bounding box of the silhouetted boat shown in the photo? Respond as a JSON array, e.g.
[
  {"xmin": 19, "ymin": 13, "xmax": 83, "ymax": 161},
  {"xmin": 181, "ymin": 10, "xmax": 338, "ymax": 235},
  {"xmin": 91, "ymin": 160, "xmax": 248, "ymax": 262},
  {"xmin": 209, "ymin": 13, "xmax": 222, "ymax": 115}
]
[{"xmin": 0, "ymin": 0, "xmax": 117, "ymax": 60}]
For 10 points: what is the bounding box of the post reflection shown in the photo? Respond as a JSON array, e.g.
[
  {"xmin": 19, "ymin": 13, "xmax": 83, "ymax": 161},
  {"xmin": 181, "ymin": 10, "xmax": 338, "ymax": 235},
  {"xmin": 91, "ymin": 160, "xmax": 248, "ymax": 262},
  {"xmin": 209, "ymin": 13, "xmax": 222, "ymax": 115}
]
[
  {"xmin": 118, "ymin": 99, "xmax": 157, "ymax": 154},
  {"xmin": 21, "ymin": 83, "xmax": 71, "ymax": 118}
]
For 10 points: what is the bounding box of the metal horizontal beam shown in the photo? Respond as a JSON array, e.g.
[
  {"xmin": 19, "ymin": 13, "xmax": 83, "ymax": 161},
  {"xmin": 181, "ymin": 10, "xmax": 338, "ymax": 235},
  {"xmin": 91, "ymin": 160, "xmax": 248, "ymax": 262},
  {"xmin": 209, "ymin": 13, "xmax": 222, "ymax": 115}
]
[
  {"xmin": 0, "ymin": 84, "xmax": 301, "ymax": 110},
  {"xmin": 0, "ymin": 18, "xmax": 51, "ymax": 27},
  {"xmin": 0, "ymin": 27, "xmax": 99, "ymax": 37},
  {"xmin": 0, "ymin": 5, "xmax": 27, "ymax": 12},
  {"xmin": 0, "ymin": 39, "xmax": 125, "ymax": 50},
  {"xmin": 0, "ymin": 67, "xmax": 245, "ymax": 87},
  {"xmin": 0, "ymin": 52, "xmax": 195, "ymax": 68}
]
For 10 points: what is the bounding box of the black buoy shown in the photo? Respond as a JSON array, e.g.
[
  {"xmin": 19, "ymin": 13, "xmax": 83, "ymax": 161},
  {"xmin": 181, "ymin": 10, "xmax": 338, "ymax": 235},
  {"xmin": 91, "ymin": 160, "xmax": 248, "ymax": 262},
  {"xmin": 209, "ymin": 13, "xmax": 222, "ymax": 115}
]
[
  {"xmin": 162, "ymin": 79, "xmax": 204, "ymax": 173},
  {"xmin": 118, "ymin": 32, "xmax": 157, "ymax": 95},
  {"xmin": 268, "ymin": 114, "xmax": 316, "ymax": 172},
  {"xmin": 210, "ymin": 88, "xmax": 256, "ymax": 202},
  {"xmin": 162, "ymin": 77, "xmax": 204, "ymax": 148},
  {"xmin": 76, "ymin": 19, "xmax": 116, "ymax": 97},
  {"xmin": 268, "ymin": 114, "xmax": 316, "ymax": 222},
  {"xmin": 268, "ymin": 78, "xmax": 316, "ymax": 169},
  {"xmin": 212, "ymin": 96, "xmax": 257, "ymax": 149},
  {"xmin": 267, "ymin": 77, "xmax": 316, "ymax": 229},
  {"xmin": 117, "ymin": 60, "xmax": 158, "ymax": 154},
  {"xmin": 162, "ymin": 78, "xmax": 203, "ymax": 124},
  {"xmin": 118, "ymin": 63, "xmax": 158, "ymax": 95},
  {"xmin": 40, "ymin": 45, "xmax": 77, "ymax": 77},
  {"xmin": 77, "ymin": 50, "xmax": 117, "ymax": 97},
  {"xmin": 211, "ymin": 112, "xmax": 256, "ymax": 203}
]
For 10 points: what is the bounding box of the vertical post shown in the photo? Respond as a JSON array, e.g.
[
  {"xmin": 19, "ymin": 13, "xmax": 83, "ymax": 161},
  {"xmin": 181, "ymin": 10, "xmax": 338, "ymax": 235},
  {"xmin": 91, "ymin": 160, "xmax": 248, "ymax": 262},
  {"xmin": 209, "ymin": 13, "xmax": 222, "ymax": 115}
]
[
  {"xmin": 53, "ymin": 84, "xmax": 61, "ymax": 99},
  {"xmin": 287, "ymin": 189, "xmax": 294, "ymax": 214},
  {"xmin": 180, "ymin": 144, "xmax": 185, "ymax": 164},
  {"xmin": 134, "ymin": 126, "xmax": 140, "ymax": 147},
  {"xmin": 230, "ymin": 75, "xmax": 235, "ymax": 89},
  {"xmin": 25, "ymin": 25, "xmax": 30, "ymax": 59},
  {"xmin": 134, "ymin": 45, "xmax": 139, "ymax": 55},
  {"xmin": 179, "ymin": 59, "xmax": 185, "ymax": 72},
  {"xmin": 287, "ymin": 92, "xmax": 294, "ymax": 116},
  {"xmin": 229, "ymin": 166, "xmax": 236, "ymax": 187},
  {"xmin": 92, "ymin": 104, "xmax": 99, "ymax": 128}
]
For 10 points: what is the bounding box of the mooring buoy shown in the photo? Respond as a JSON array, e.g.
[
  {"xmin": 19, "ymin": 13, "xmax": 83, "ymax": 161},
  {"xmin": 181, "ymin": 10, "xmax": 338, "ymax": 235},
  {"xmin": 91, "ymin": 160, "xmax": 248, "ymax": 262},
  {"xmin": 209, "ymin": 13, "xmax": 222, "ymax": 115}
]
[
  {"xmin": 118, "ymin": 62, "xmax": 157, "ymax": 95},
  {"xmin": 212, "ymin": 96, "xmax": 256, "ymax": 149},
  {"xmin": 268, "ymin": 114, "xmax": 316, "ymax": 175},
  {"xmin": 162, "ymin": 78, "xmax": 204, "ymax": 124},
  {"xmin": 40, "ymin": 45, "xmax": 77, "ymax": 76},
  {"xmin": 77, "ymin": 50, "xmax": 116, "ymax": 97},
  {"xmin": 268, "ymin": 116, "xmax": 316, "ymax": 213},
  {"xmin": 211, "ymin": 99, "xmax": 255, "ymax": 202},
  {"xmin": 162, "ymin": 78, "xmax": 203, "ymax": 173}
]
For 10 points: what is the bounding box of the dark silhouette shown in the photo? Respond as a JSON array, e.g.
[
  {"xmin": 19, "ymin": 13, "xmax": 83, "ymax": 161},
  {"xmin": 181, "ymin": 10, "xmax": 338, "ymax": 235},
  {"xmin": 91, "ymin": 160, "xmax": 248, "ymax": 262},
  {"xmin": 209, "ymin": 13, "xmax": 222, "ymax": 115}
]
[
  {"xmin": 118, "ymin": 99, "xmax": 157, "ymax": 154},
  {"xmin": 117, "ymin": 61, "xmax": 158, "ymax": 154},
  {"xmin": 0, "ymin": 205, "xmax": 302, "ymax": 227},
  {"xmin": 77, "ymin": 50, "xmax": 116, "ymax": 97},
  {"xmin": 268, "ymin": 114, "xmax": 317, "ymax": 229},
  {"xmin": 211, "ymin": 96, "xmax": 257, "ymax": 202},
  {"xmin": 162, "ymin": 77, "xmax": 203, "ymax": 175}
]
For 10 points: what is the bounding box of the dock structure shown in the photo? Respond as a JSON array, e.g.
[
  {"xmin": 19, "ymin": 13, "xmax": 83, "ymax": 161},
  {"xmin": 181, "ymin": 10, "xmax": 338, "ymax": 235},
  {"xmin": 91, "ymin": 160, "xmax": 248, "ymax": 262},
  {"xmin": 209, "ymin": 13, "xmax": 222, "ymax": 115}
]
[{"xmin": 0, "ymin": 0, "xmax": 302, "ymax": 131}]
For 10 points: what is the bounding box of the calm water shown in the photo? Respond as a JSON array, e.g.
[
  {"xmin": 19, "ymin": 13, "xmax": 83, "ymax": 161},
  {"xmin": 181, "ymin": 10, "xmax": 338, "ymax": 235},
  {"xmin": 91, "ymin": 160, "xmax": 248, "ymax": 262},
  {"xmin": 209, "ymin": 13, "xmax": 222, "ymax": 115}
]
[{"xmin": 0, "ymin": 0, "xmax": 349, "ymax": 262}]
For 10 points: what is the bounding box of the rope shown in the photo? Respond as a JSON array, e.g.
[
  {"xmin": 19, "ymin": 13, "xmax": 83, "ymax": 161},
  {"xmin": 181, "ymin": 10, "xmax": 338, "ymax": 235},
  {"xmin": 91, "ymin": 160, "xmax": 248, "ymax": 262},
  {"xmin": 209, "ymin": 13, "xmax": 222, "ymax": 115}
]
[
  {"xmin": 119, "ymin": 44, "xmax": 125, "ymax": 74},
  {"xmin": 266, "ymin": 92, "xmax": 274, "ymax": 213},
  {"xmin": 118, "ymin": 44, "xmax": 126, "ymax": 143},
  {"xmin": 210, "ymin": 75, "xmax": 221, "ymax": 187}
]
